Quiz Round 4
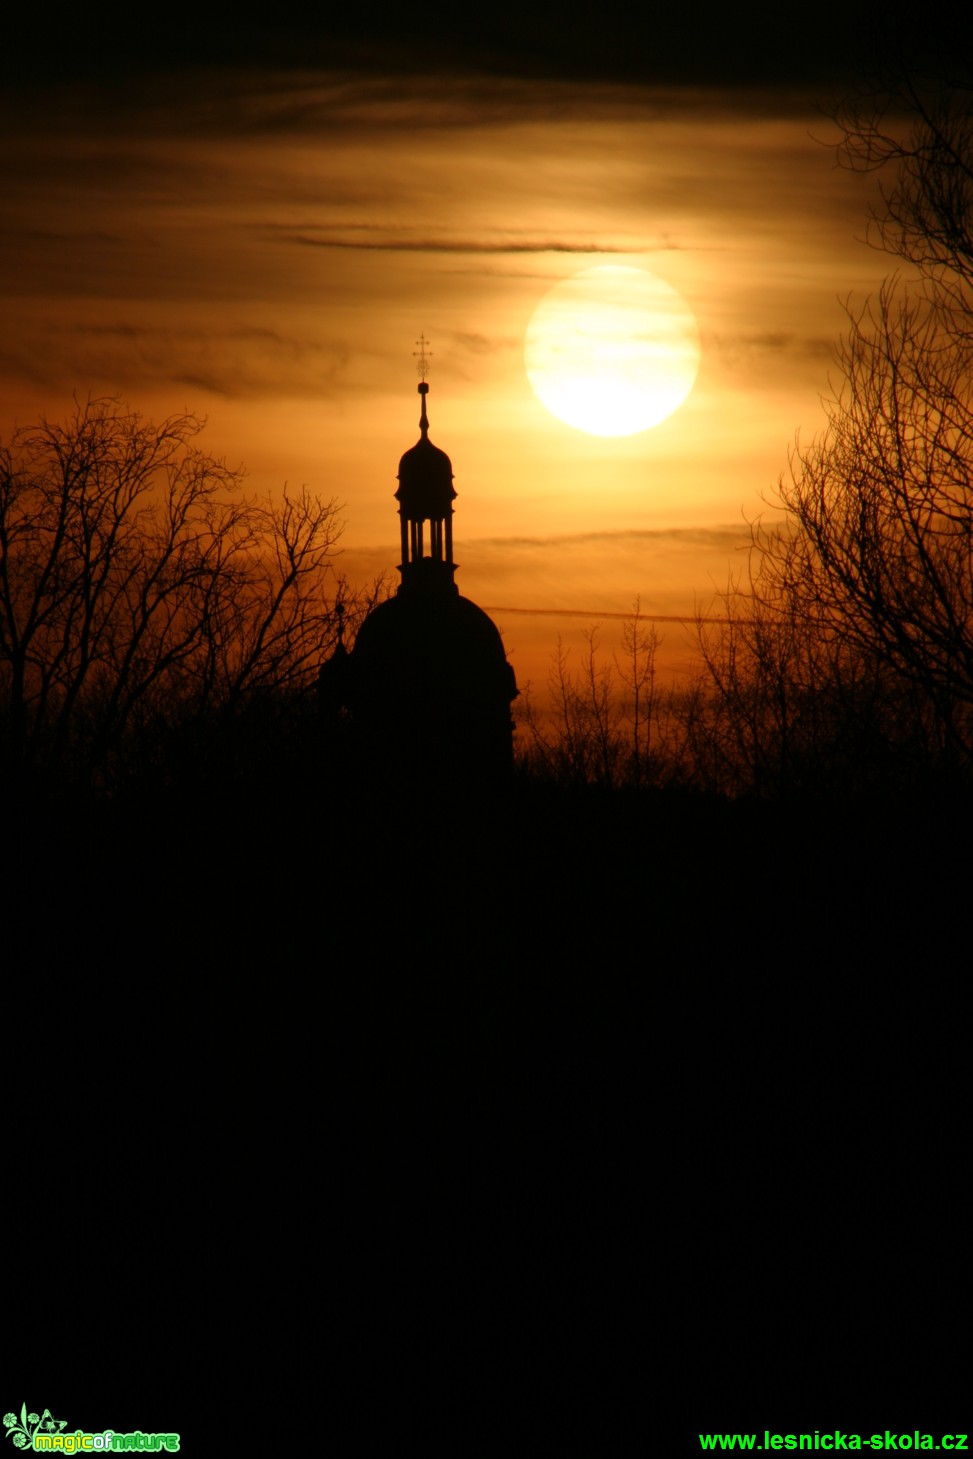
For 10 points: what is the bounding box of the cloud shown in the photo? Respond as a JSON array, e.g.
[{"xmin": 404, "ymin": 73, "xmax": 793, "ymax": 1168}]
[
  {"xmin": 706, "ymin": 330, "xmax": 838, "ymax": 374},
  {"xmin": 289, "ymin": 232, "xmax": 629, "ymax": 255},
  {"xmin": 0, "ymin": 69, "xmax": 749, "ymax": 146},
  {"xmin": 0, "ymin": 317, "xmax": 352, "ymax": 399},
  {"xmin": 467, "ymin": 525, "xmax": 756, "ymax": 552}
]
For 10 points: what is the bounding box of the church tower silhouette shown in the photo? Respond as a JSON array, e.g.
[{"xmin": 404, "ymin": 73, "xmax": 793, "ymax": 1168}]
[{"xmin": 321, "ymin": 346, "xmax": 518, "ymax": 787}]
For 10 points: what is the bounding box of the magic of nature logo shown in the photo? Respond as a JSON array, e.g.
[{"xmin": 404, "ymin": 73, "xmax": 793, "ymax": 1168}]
[{"xmin": 3, "ymin": 1406, "xmax": 180, "ymax": 1453}]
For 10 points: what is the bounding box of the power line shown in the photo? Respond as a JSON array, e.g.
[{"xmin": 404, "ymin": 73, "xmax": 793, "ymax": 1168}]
[{"xmin": 482, "ymin": 605, "xmax": 732, "ymax": 624}]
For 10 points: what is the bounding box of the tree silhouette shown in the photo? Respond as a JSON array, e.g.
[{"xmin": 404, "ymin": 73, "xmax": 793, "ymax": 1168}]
[
  {"xmin": 756, "ymin": 70, "xmax": 973, "ymax": 766},
  {"xmin": 516, "ymin": 613, "xmax": 678, "ymax": 790},
  {"xmin": 0, "ymin": 397, "xmax": 350, "ymax": 794}
]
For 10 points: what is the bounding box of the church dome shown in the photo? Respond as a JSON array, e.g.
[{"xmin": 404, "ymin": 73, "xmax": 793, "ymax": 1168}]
[
  {"xmin": 350, "ymin": 591, "xmax": 517, "ymax": 778},
  {"xmin": 397, "ymin": 437, "xmax": 455, "ymax": 517},
  {"xmin": 395, "ymin": 381, "xmax": 456, "ymax": 520},
  {"xmin": 353, "ymin": 592, "xmax": 514, "ymax": 696}
]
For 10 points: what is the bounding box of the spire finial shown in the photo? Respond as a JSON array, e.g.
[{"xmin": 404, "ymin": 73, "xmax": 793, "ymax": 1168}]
[
  {"xmin": 413, "ymin": 333, "xmax": 432, "ymax": 383},
  {"xmin": 413, "ymin": 333, "xmax": 432, "ymax": 434}
]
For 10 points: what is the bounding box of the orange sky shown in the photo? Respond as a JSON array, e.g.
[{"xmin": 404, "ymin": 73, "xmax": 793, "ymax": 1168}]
[{"xmin": 0, "ymin": 72, "xmax": 891, "ymax": 694}]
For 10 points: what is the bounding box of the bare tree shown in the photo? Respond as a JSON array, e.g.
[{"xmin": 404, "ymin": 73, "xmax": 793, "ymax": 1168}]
[
  {"xmin": 518, "ymin": 631, "xmax": 621, "ymax": 788},
  {"xmin": 516, "ymin": 616, "xmax": 678, "ymax": 791},
  {"xmin": 684, "ymin": 565, "xmax": 942, "ymax": 798},
  {"xmin": 614, "ymin": 598, "xmax": 662, "ymax": 789},
  {"xmin": 835, "ymin": 68, "xmax": 973, "ymax": 314},
  {"xmin": 0, "ymin": 397, "xmax": 350, "ymax": 791},
  {"xmin": 759, "ymin": 71, "xmax": 973, "ymax": 765}
]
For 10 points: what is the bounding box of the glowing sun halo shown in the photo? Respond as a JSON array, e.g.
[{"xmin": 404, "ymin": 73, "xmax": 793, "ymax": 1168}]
[{"xmin": 525, "ymin": 265, "xmax": 701, "ymax": 437}]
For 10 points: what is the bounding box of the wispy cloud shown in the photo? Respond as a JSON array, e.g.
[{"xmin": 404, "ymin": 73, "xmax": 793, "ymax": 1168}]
[
  {"xmin": 468, "ymin": 525, "xmax": 757, "ymax": 551},
  {"xmin": 290, "ymin": 233, "xmax": 628, "ymax": 255},
  {"xmin": 0, "ymin": 317, "xmax": 352, "ymax": 398}
]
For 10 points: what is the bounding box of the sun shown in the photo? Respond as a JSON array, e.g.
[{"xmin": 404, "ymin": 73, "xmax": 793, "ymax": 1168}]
[{"xmin": 524, "ymin": 265, "xmax": 701, "ymax": 437}]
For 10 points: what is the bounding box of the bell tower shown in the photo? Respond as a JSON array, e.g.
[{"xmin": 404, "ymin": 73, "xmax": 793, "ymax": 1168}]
[
  {"xmin": 395, "ymin": 335, "xmax": 458, "ymax": 595},
  {"xmin": 320, "ymin": 338, "xmax": 518, "ymax": 788}
]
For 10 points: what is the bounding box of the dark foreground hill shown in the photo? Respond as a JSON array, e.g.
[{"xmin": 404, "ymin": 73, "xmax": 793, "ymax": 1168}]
[{"xmin": 5, "ymin": 780, "xmax": 968, "ymax": 1453}]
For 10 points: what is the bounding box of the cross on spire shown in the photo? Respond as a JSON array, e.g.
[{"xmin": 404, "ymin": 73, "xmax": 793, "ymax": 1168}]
[{"xmin": 413, "ymin": 333, "xmax": 432, "ymax": 382}]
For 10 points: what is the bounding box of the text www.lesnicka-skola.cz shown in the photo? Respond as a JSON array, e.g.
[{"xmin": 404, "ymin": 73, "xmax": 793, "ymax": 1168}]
[{"xmin": 699, "ymin": 1436, "xmax": 968, "ymax": 1451}]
